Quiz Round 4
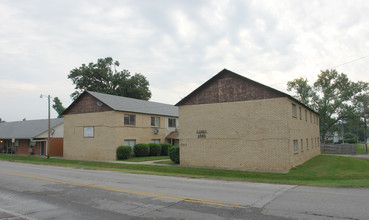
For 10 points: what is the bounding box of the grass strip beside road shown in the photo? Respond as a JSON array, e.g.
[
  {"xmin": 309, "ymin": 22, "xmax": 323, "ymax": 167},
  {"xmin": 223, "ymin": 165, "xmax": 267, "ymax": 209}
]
[{"xmin": 1, "ymin": 154, "xmax": 368, "ymax": 187}]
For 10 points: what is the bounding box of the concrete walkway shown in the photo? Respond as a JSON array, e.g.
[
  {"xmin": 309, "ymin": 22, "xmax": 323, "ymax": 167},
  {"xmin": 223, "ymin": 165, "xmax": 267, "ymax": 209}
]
[{"xmin": 322, "ymin": 153, "xmax": 369, "ymax": 159}]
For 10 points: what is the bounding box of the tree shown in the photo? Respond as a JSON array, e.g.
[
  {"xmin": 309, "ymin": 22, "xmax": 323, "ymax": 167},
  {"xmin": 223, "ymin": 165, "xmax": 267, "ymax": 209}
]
[
  {"xmin": 52, "ymin": 97, "xmax": 66, "ymax": 118},
  {"xmin": 287, "ymin": 77, "xmax": 315, "ymax": 106},
  {"xmin": 287, "ymin": 69, "xmax": 368, "ymax": 143},
  {"xmin": 68, "ymin": 57, "xmax": 151, "ymax": 100}
]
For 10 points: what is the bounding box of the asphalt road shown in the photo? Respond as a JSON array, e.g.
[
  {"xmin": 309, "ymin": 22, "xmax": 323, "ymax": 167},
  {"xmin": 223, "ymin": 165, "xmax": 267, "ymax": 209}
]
[{"xmin": 0, "ymin": 161, "xmax": 368, "ymax": 220}]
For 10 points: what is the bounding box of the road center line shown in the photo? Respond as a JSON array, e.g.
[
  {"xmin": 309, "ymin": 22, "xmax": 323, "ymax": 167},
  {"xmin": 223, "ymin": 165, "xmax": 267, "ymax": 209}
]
[{"xmin": 0, "ymin": 171, "xmax": 248, "ymax": 209}]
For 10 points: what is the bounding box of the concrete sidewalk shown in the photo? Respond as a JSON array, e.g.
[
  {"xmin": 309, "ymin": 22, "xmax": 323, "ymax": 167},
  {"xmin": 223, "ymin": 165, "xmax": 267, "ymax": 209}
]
[{"xmin": 323, "ymin": 154, "xmax": 369, "ymax": 159}]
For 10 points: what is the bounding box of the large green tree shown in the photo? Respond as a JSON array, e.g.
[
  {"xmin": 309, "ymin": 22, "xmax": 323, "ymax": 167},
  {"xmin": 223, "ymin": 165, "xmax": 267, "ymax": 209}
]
[
  {"xmin": 287, "ymin": 69, "xmax": 368, "ymax": 143},
  {"xmin": 68, "ymin": 57, "xmax": 152, "ymax": 100}
]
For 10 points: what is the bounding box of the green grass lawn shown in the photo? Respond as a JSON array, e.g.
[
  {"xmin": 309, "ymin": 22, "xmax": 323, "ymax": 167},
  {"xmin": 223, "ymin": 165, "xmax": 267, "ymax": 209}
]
[
  {"xmin": 123, "ymin": 156, "xmax": 169, "ymax": 162},
  {"xmin": 1, "ymin": 154, "xmax": 368, "ymax": 187}
]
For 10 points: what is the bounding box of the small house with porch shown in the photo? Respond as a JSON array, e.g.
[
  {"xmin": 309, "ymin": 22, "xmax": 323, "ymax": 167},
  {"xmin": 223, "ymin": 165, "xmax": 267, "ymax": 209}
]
[{"xmin": 0, "ymin": 118, "xmax": 64, "ymax": 156}]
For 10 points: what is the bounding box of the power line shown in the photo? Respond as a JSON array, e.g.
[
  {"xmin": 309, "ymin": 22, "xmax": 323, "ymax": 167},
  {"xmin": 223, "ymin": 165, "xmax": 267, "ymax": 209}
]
[
  {"xmin": 329, "ymin": 54, "xmax": 369, "ymax": 69},
  {"xmin": 269, "ymin": 55, "xmax": 369, "ymax": 87}
]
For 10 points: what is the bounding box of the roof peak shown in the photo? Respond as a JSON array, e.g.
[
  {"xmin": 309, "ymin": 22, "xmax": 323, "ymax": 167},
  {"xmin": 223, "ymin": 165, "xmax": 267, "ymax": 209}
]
[
  {"xmin": 63, "ymin": 90, "xmax": 178, "ymax": 117},
  {"xmin": 175, "ymin": 69, "xmax": 318, "ymax": 114}
]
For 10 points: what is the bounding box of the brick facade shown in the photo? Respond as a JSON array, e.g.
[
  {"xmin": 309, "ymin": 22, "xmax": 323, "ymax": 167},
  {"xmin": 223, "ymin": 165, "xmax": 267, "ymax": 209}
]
[
  {"xmin": 179, "ymin": 97, "xmax": 320, "ymax": 172},
  {"xmin": 1, "ymin": 138, "xmax": 63, "ymax": 156},
  {"xmin": 64, "ymin": 111, "xmax": 177, "ymax": 160},
  {"xmin": 63, "ymin": 93, "xmax": 112, "ymax": 115},
  {"xmin": 177, "ymin": 69, "xmax": 320, "ymax": 172},
  {"xmin": 177, "ymin": 69, "xmax": 285, "ymax": 105}
]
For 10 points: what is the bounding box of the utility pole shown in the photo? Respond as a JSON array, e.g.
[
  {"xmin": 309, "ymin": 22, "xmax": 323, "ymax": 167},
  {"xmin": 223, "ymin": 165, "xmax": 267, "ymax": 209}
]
[
  {"xmin": 342, "ymin": 120, "xmax": 344, "ymax": 144},
  {"xmin": 47, "ymin": 95, "xmax": 51, "ymax": 159},
  {"xmin": 365, "ymin": 116, "xmax": 367, "ymax": 153},
  {"xmin": 362, "ymin": 98, "xmax": 368, "ymax": 154},
  {"xmin": 40, "ymin": 94, "xmax": 51, "ymax": 158}
]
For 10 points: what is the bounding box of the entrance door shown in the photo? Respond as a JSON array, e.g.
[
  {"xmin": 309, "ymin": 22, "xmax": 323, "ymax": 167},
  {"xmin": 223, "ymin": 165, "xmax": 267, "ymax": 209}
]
[{"xmin": 40, "ymin": 142, "xmax": 45, "ymax": 156}]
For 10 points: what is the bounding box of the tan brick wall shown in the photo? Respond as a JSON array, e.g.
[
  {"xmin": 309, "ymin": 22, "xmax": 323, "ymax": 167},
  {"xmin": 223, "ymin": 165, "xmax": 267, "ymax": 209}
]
[
  {"xmin": 64, "ymin": 111, "xmax": 175, "ymax": 161},
  {"xmin": 288, "ymin": 100, "xmax": 321, "ymax": 167},
  {"xmin": 179, "ymin": 97, "xmax": 320, "ymax": 171}
]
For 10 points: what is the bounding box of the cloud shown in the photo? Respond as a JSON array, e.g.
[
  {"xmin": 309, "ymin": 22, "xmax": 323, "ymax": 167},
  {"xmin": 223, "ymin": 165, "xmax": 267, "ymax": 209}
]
[
  {"xmin": 0, "ymin": 80, "xmax": 38, "ymax": 91},
  {"xmin": 1, "ymin": 0, "xmax": 369, "ymax": 121}
]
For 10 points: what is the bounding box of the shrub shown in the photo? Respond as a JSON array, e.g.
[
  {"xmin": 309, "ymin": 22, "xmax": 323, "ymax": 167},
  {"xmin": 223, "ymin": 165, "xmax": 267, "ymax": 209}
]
[
  {"xmin": 116, "ymin": 146, "xmax": 131, "ymax": 160},
  {"xmin": 168, "ymin": 146, "xmax": 180, "ymax": 164},
  {"xmin": 344, "ymin": 138, "xmax": 357, "ymax": 144},
  {"xmin": 149, "ymin": 143, "xmax": 161, "ymax": 156},
  {"xmin": 160, "ymin": 143, "xmax": 172, "ymax": 156},
  {"xmin": 134, "ymin": 144, "xmax": 150, "ymax": 157}
]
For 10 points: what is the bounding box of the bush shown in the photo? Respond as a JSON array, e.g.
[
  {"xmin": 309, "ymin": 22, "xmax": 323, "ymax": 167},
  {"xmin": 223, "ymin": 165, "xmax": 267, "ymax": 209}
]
[
  {"xmin": 160, "ymin": 143, "xmax": 172, "ymax": 156},
  {"xmin": 149, "ymin": 143, "xmax": 162, "ymax": 156},
  {"xmin": 168, "ymin": 146, "xmax": 180, "ymax": 164},
  {"xmin": 344, "ymin": 133, "xmax": 358, "ymax": 144},
  {"xmin": 134, "ymin": 144, "xmax": 150, "ymax": 157},
  {"xmin": 344, "ymin": 138, "xmax": 357, "ymax": 144},
  {"xmin": 116, "ymin": 146, "xmax": 131, "ymax": 160}
]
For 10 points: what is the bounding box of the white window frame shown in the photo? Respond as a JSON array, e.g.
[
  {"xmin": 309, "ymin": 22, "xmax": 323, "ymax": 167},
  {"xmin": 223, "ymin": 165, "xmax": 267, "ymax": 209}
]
[
  {"xmin": 14, "ymin": 139, "xmax": 20, "ymax": 146},
  {"xmin": 168, "ymin": 118, "xmax": 176, "ymax": 128},
  {"xmin": 151, "ymin": 139, "xmax": 160, "ymax": 144},
  {"xmin": 124, "ymin": 114, "xmax": 136, "ymax": 126},
  {"xmin": 124, "ymin": 139, "xmax": 136, "ymax": 149},
  {"xmin": 83, "ymin": 126, "xmax": 94, "ymax": 138},
  {"xmin": 306, "ymin": 138, "xmax": 309, "ymax": 149},
  {"xmin": 292, "ymin": 104, "xmax": 297, "ymax": 118},
  {"xmin": 151, "ymin": 116, "xmax": 160, "ymax": 127},
  {"xmin": 293, "ymin": 140, "xmax": 298, "ymax": 153}
]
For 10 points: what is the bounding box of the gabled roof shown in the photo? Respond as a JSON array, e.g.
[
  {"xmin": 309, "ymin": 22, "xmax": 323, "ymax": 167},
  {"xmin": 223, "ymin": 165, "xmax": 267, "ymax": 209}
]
[
  {"xmin": 175, "ymin": 69, "xmax": 318, "ymax": 114},
  {"xmin": 63, "ymin": 91, "xmax": 178, "ymax": 117},
  {"xmin": 0, "ymin": 118, "xmax": 64, "ymax": 139}
]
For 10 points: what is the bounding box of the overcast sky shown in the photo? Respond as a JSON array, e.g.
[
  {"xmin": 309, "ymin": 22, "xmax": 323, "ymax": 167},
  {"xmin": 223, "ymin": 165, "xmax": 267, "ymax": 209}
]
[{"xmin": 1, "ymin": 0, "xmax": 369, "ymax": 122}]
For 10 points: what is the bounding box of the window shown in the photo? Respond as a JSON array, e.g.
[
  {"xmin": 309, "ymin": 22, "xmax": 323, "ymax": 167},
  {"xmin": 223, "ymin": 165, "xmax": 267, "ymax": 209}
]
[
  {"xmin": 306, "ymin": 138, "xmax": 309, "ymax": 149},
  {"xmin": 293, "ymin": 140, "xmax": 298, "ymax": 153},
  {"xmin": 299, "ymin": 107, "xmax": 302, "ymax": 120},
  {"xmin": 124, "ymin": 114, "xmax": 136, "ymax": 126},
  {"xmin": 151, "ymin": 116, "xmax": 160, "ymax": 127},
  {"xmin": 292, "ymin": 104, "xmax": 297, "ymax": 117},
  {"xmin": 84, "ymin": 126, "xmax": 94, "ymax": 138},
  {"xmin": 14, "ymin": 139, "xmax": 20, "ymax": 146},
  {"xmin": 151, "ymin": 139, "xmax": 160, "ymax": 144},
  {"xmin": 311, "ymin": 138, "xmax": 314, "ymax": 148},
  {"xmin": 314, "ymin": 115, "xmax": 316, "ymax": 124},
  {"xmin": 310, "ymin": 112, "xmax": 312, "ymax": 123},
  {"xmin": 305, "ymin": 110, "xmax": 307, "ymax": 121},
  {"xmin": 124, "ymin": 139, "xmax": 136, "ymax": 149},
  {"xmin": 301, "ymin": 139, "xmax": 303, "ymax": 151},
  {"xmin": 168, "ymin": 118, "xmax": 176, "ymax": 127}
]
